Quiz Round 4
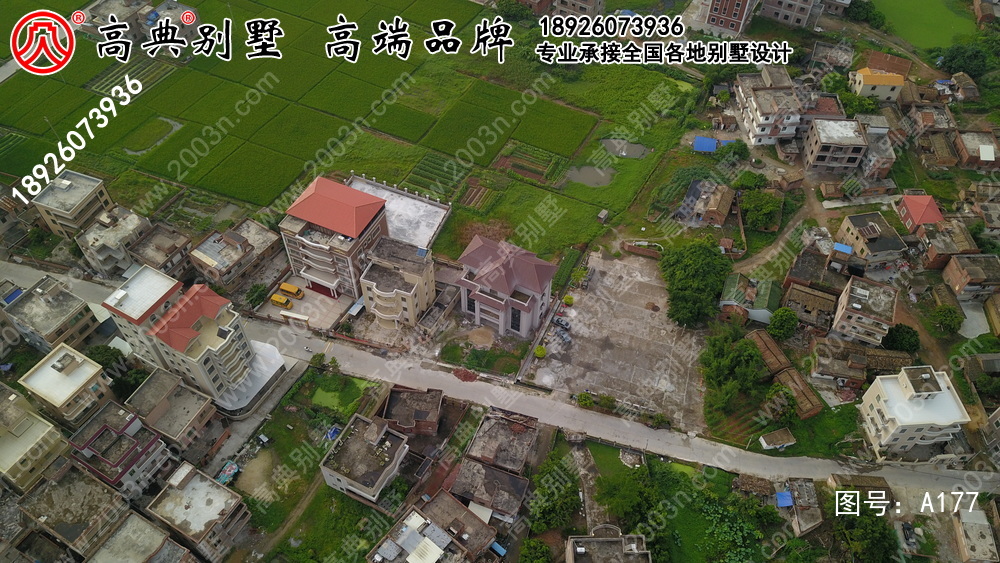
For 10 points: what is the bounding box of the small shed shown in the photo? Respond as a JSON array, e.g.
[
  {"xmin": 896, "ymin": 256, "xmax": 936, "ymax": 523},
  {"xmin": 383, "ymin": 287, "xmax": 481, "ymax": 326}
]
[
  {"xmin": 597, "ymin": 209, "xmax": 609, "ymax": 223},
  {"xmin": 759, "ymin": 428, "xmax": 796, "ymax": 450}
]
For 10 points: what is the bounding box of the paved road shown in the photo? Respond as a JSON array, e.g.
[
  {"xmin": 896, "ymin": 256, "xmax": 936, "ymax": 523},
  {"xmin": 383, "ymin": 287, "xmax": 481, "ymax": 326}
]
[
  {"xmin": 243, "ymin": 320, "xmax": 1000, "ymax": 495},
  {"xmin": 5, "ymin": 258, "xmax": 993, "ymax": 496}
]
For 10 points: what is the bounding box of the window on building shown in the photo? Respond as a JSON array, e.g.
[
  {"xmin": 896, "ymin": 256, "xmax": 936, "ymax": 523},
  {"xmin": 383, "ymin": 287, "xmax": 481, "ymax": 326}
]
[
  {"xmin": 510, "ymin": 308, "xmax": 521, "ymax": 332},
  {"xmin": 783, "ymin": 14, "xmax": 789, "ymax": 20},
  {"xmin": 466, "ymin": 292, "xmax": 476, "ymax": 312},
  {"xmin": 730, "ymin": 22, "xmax": 736, "ymax": 28},
  {"xmin": 710, "ymin": 16, "xmax": 717, "ymax": 23}
]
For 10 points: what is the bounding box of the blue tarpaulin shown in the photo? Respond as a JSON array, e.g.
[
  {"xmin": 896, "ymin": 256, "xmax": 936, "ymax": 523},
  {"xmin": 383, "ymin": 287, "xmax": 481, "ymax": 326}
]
[
  {"xmin": 325, "ymin": 426, "xmax": 342, "ymax": 440},
  {"xmin": 693, "ymin": 136, "xmax": 719, "ymax": 153},
  {"xmin": 3, "ymin": 289, "xmax": 21, "ymax": 304},
  {"xmin": 833, "ymin": 242, "xmax": 854, "ymax": 255},
  {"xmin": 720, "ymin": 139, "xmax": 738, "ymax": 146},
  {"xmin": 776, "ymin": 492, "xmax": 794, "ymax": 507},
  {"xmin": 490, "ymin": 542, "xmax": 507, "ymax": 556}
]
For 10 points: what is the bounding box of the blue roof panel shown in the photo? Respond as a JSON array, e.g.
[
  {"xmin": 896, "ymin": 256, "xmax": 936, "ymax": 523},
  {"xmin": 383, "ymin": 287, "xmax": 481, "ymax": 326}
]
[
  {"xmin": 833, "ymin": 243, "xmax": 854, "ymax": 255},
  {"xmin": 776, "ymin": 491, "xmax": 794, "ymax": 507},
  {"xmin": 693, "ymin": 136, "xmax": 718, "ymax": 152}
]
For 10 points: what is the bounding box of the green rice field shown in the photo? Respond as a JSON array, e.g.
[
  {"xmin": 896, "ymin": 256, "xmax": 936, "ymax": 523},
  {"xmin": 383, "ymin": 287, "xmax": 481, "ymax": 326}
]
[{"xmin": 870, "ymin": 0, "xmax": 978, "ymax": 49}]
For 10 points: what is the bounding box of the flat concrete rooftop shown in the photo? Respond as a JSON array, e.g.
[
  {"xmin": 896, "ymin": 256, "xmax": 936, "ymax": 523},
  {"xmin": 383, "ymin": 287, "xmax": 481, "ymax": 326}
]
[
  {"xmin": 346, "ymin": 176, "xmax": 448, "ymax": 249},
  {"xmin": 148, "ymin": 462, "xmax": 241, "ymax": 541},
  {"xmin": 33, "ymin": 170, "xmax": 103, "ymax": 213},
  {"xmin": 6, "ymin": 276, "xmax": 87, "ymax": 338}
]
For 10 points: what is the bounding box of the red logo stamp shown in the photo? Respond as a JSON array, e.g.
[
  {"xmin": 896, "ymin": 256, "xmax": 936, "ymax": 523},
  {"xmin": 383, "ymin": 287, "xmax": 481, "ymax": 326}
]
[
  {"xmin": 10, "ymin": 10, "xmax": 75, "ymax": 76},
  {"xmin": 180, "ymin": 10, "xmax": 197, "ymax": 25},
  {"xmin": 71, "ymin": 11, "xmax": 87, "ymax": 25}
]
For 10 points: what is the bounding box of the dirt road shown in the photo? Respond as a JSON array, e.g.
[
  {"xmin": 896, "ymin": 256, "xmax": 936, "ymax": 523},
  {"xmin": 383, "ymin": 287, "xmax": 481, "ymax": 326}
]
[{"xmin": 735, "ymin": 183, "xmax": 826, "ymax": 276}]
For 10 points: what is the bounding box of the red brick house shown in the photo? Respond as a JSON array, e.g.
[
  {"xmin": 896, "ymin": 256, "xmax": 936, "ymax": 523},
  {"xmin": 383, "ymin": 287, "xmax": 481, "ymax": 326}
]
[
  {"xmin": 895, "ymin": 195, "xmax": 944, "ymax": 233},
  {"xmin": 955, "ymin": 131, "xmax": 1000, "ymax": 171}
]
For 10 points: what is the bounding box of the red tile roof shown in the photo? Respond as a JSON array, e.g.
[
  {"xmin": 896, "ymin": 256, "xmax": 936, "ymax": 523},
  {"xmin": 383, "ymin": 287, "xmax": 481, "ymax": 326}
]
[
  {"xmin": 286, "ymin": 178, "xmax": 386, "ymax": 239},
  {"xmin": 148, "ymin": 285, "xmax": 230, "ymax": 352},
  {"xmin": 900, "ymin": 195, "xmax": 944, "ymax": 226},
  {"xmin": 459, "ymin": 236, "xmax": 557, "ymax": 295}
]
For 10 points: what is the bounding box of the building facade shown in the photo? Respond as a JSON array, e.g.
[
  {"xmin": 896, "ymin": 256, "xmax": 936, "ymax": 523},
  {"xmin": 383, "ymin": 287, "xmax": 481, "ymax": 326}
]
[
  {"xmin": 126, "ymin": 369, "xmax": 217, "ymax": 451},
  {"xmin": 190, "ymin": 218, "xmax": 281, "ymax": 292},
  {"xmin": 32, "ymin": 170, "xmax": 114, "ymax": 239},
  {"xmin": 77, "ymin": 206, "xmax": 152, "ymax": 278},
  {"xmin": 280, "ymin": 178, "xmax": 388, "ymax": 299},
  {"xmin": 126, "ymin": 223, "xmax": 193, "ymax": 280},
  {"xmin": 943, "ymin": 254, "xmax": 1000, "ymax": 301},
  {"xmin": 0, "ymin": 384, "xmax": 68, "ymax": 493},
  {"xmin": 760, "ymin": 0, "xmax": 823, "ymax": 28},
  {"xmin": 850, "ymin": 68, "xmax": 904, "ymax": 102},
  {"xmin": 147, "ymin": 462, "xmax": 251, "ymax": 563},
  {"xmin": 4, "ymin": 276, "xmax": 99, "ymax": 353},
  {"xmin": 831, "ymin": 276, "xmax": 897, "ymax": 345},
  {"xmin": 735, "ymin": 65, "xmax": 800, "ymax": 145},
  {"xmin": 552, "ymin": 0, "xmax": 605, "ymax": 16},
  {"xmin": 69, "ymin": 402, "xmax": 170, "ymax": 498},
  {"xmin": 455, "ymin": 236, "xmax": 557, "ymax": 339},
  {"xmin": 803, "ymin": 119, "xmax": 869, "ymax": 174},
  {"xmin": 360, "ymin": 238, "xmax": 436, "ymax": 329},
  {"xmin": 704, "ymin": 0, "xmax": 758, "ymax": 36}
]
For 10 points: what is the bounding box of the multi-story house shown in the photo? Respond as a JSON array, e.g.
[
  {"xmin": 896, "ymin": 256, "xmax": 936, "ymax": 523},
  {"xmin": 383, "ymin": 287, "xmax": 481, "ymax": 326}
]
[
  {"xmin": 19, "ymin": 462, "xmax": 130, "ymax": 559},
  {"xmin": 943, "ymin": 254, "xmax": 1000, "ymax": 301},
  {"xmin": 456, "ymin": 236, "xmax": 557, "ymax": 339},
  {"xmin": 32, "ymin": 170, "xmax": 113, "ymax": 238},
  {"xmin": 836, "ymin": 212, "xmax": 906, "ymax": 263},
  {"xmin": 69, "ymin": 401, "xmax": 170, "ymax": 499},
  {"xmin": 831, "ymin": 276, "xmax": 897, "ymax": 345},
  {"xmin": 918, "ymin": 219, "xmax": 979, "ymax": 269},
  {"xmin": 320, "ymin": 414, "xmax": 409, "ymax": 503},
  {"xmin": 190, "ymin": 218, "xmax": 281, "ymax": 292},
  {"xmin": 955, "ymin": 130, "xmax": 1000, "ymax": 171},
  {"xmin": 360, "ymin": 238, "xmax": 436, "ymax": 329},
  {"xmin": 566, "ymin": 531, "xmax": 653, "ymax": 562},
  {"xmin": 797, "ymin": 92, "xmax": 847, "ymax": 137},
  {"xmin": 760, "ymin": 0, "xmax": 824, "ymax": 28},
  {"xmin": 516, "ymin": 0, "xmax": 555, "ymax": 15},
  {"xmin": 857, "ymin": 115, "xmax": 897, "ymax": 179},
  {"xmin": 909, "ymin": 103, "xmax": 958, "ymax": 136},
  {"xmin": 380, "ymin": 386, "xmax": 443, "ymax": 437},
  {"xmin": 127, "ymin": 223, "xmax": 193, "ymax": 280},
  {"xmin": 126, "ymin": 369, "xmax": 217, "ymax": 452},
  {"xmin": 91, "ymin": 511, "xmax": 196, "ymax": 562},
  {"xmin": 103, "ymin": 266, "xmax": 256, "ymax": 402},
  {"xmin": 4, "ymin": 276, "xmax": 99, "ymax": 353},
  {"xmin": 19, "ymin": 343, "xmax": 112, "ymax": 429},
  {"xmin": 861, "ymin": 366, "xmax": 971, "ymax": 461},
  {"xmin": 735, "ymin": 65, "xmax": 800, "ymax": 145},
  {"xmin": 803, "ymin": 119, "xmax": 869, "ymax": 174},
  {"xmin": 76, "ymin": 206, "xmax": 152, "ymax": 278},
  {"xmin": 850, "ymin": 67, "xmax": 904, "ymax": 102},
  {"xmin": 895, "ymin": 194, "xmax": 944, "ymax": 233},
  {"xmin": 280, "ymin": 177, "xmax": 388, "ymax": 299},
  {"xmin": 821, "ymin": 0, "xmax": 852, "ymax": 16},
  {"xmin": 147, "ymin": 462, "xmax": 251, "ymax": 563},
  {"xmin": 0, "ymin": 383, "xmax": 68, "ymax": 493},
  {"xmin": 703, "ymin": 0, "xmax": 759, "ymax": 36},
  {"xmin": 552, "ymin": 0, "xmax": 605, "ymax": 16}
]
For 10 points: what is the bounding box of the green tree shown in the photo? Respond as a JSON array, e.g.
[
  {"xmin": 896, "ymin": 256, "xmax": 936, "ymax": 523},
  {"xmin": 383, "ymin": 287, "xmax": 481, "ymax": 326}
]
[
  {"xmin": 834, "ymin": 502, "xmax": 900, "ymax": 562},
  {"xmin": 496, "ymin": 0, "xmax": 533, "ymax": 20},
  {"xmin": 883, "ymin": 325, "xmax": 920, "ymax": 353},
  {"xmin": 309, "ymin": 353, "xmax": 327, "ymax": 368},
  {"xmin": 534, "ymin": 345, "xmax": 547, "ymax": 358},
  {"xmin": 845, "ymin": 0, "xmax": 889, "ymax": 30},
  {"xmin": 246, "ymin": 283, "xmax": 268, "ymax": 307},
  {"xmin": 764, "ymin": 383, "xmax": 797, "ymax": 425},
  {"xmin": 519, "ymin": 539, "xmax": 553, "ymax": 563},
  {"xmin": 111, "ymin": 369, "xmax": 149, "ymax": 399},
  {"xmin": 594, "ymin": 467, "xmax": 652, "ymax": 522},
  {"xmin": 767, "ymin": 307, "xmax": 798, "ymax": 340},
  {"xmin": 931, "ymin": 305, "xmax": 964, "ymax": 333},
  {"xmin": 570, "ymin": 267, "xmax": 588, "ymax": 286},
  {"xmin": 977, "ymin": 375, "xmax": 1000, "ymax": 401},
  {"xmin": 699, "ymin": 323, "xmax": 767, "ymax": 391},
  {"xmin": 715, "ymin": 139, "xmax": 748, "ymax": 162},
  {"xmin": 86, "ymin": 345, "xmax": 124, "ymax": 369},
  {"xmin": 528, "ymin": 453, "xmax": 581, "ymax": 533},
  {"xmin": 940, "ymin": 43, "xmax": 991, "ymax": 79},
  {"xmin": 717, "ymin": 90, "xmax": 731, "ymax": 104},
  {"xmin": 577, "ymin": 392, "xmax": 594, "ymax": 407},
  {"xmin": 741, "ymin": 190, "xmax": 782, "ymax": 231},
  {"xmin": 597, "ymin": 394, "xmax": 616, "ymax": 410},
  {"xmin": 840, "ymin": 91, "xmax": 879, "ymax": 118},
  {"xmin": 660, "ymin": 239, "xmax": 732, "ymax": 327},
  {"xmin": 732, "ymin": 170, "xmax": 768, "ymax": 190},
  {"xmin": 821, "ymin": 71, "xmax": 848, "ymax": 93}
]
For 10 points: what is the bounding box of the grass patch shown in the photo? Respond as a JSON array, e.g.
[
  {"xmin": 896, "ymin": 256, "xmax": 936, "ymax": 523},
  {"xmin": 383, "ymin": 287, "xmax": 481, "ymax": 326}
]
[
  {"xmin": 367, "ymin": 102, "xmax": 437, "ymax": 143},
  {"xmin": 753, "ymin": 403, "xmax": 860, "ymax": 458},
  {"xmin": 105, "ymin": 170, "xmax": 180, "ymax": 212},
  {"xmin": 254, "ymin": 104, "xmax": 350, "ymax": 160},
  {"xmin": 421, "ymin": 102, "xmax": 511, "ymax": 165},
  {"xmin": 433, "ymin": 182, "xmax": 605, "ymax": 259},
  {"xmin": 586, "ymin": 441, "xmax": 630, "ymax": 479},
  {"xmin": 0, "ymin": 344, "xmax": 45, "ymax": 393},
  {"xmin": 268, "ymin": 486, "xmax": 391, "ymax": 560},
  {"xmin": 311, "ymin": 376, "xmax": 378, "ymax": 413},
  {"xmin": 299, "ymin": 71, "xmax": 387, "ymax": 120},
  {"xmin": 15, "ymin": 229, "xmax": 62, "ymax": 260},
  {"xmin": 870, "ymin": 0, "xmax": 977, "ymax": 49},
  {"xmin": 121, "ymin": 118, "xmax": 174, "ymax": 152}
]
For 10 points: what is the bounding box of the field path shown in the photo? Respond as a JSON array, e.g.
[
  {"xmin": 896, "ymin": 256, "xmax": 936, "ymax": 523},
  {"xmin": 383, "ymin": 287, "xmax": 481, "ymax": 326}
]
[{"xmin": 259, "ymin": 471, "xmax": 327, "ymax": 556}]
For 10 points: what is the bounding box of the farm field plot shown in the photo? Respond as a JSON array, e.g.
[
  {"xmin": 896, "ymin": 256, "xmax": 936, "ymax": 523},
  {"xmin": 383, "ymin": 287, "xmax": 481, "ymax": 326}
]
[
  {"xmin": 870, "ymin": 0, "xmax": 978, "ymax": 49},
  {"xmin": 458, "ymin": 179, "xmax": 499, "ymax": 210},
  {"xmin": 421, "ymin": 102, "xmax": 512, "ymax": 166},
  {"xmin": 401, "ymin": 153, "xmax": 472, "ymax": 196},
  {"xmin": 86, "ymin": 56, "xmax": 176, "ymax": 97},
  {"xmin": 495, "ymin": 142, "xmax": 568, "ymax": 184}
]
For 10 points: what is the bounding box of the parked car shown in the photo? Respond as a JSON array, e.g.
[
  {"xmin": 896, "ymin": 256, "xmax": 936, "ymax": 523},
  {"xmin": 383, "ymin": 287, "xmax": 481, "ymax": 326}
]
[
  {"xmin": 555, "ymin": 329, "xmax": 572, "ymax": 344},
  {"xmin": 553, "ymin": 317, "xmax": 571, "ymax": 331},
  {"xmin": 901, "ymin": 523, "xmax": 917, "ymax": 547}
]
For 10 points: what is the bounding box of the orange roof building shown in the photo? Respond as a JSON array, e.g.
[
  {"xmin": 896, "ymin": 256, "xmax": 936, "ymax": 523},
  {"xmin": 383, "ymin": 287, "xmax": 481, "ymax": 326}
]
[
  {"xmin": 896, "ymin": 195, "xmax": 944, "ymax": 233},
  {"xmin": 284, "ymin": 177, "xmax": 386, "ymax": 239}
]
